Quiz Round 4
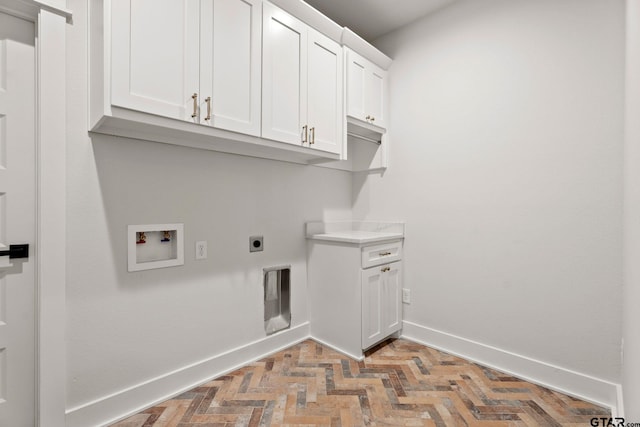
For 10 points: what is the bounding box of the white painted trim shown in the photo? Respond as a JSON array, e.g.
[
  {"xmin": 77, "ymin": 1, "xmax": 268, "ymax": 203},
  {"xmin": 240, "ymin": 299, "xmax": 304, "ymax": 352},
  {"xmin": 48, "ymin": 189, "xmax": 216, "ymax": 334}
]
[
  {"xmin": 0, "ymin": 0, "xmax": 71, "ymax": 22},
  {"xmin": 401, "ymin": 321, "xmax": 620, "ymax": 413},
  {"xmin": 66, "ymin": 322, "xmax": 311, "ymax": 427},
  {"xmin": 35, "ymin": 8, "xmax": 67, "ymax": 427},
  {"xmin": 341, "ymin": 28, "xmax": 392, "ymax": 70},
  {"xmin": 267, "ymin": 0, "xmax": 342, "ymax": 43},
  {"xmin": 614, "ymin": 384, "xmax": 624, "ymax": 417},
  {"xmin": 32, "ymin": 0, "xmax": 72, "ymax": 22},
  {"xmin": 311, "ymin": 336, "xmax": 365, "ymax": 362}
]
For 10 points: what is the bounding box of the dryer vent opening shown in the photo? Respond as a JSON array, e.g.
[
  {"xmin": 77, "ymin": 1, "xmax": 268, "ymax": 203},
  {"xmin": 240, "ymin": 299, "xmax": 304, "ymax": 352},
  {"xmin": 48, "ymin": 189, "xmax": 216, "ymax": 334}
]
[{"xmin": 264, "ymin": 266, "xmax": 291, "ymax": 335}]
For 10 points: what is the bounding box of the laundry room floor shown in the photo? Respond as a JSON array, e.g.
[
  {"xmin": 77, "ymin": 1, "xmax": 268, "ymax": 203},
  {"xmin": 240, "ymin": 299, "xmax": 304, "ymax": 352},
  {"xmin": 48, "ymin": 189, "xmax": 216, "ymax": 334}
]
[{"xmin": 110, "ymin": 338, "xmax": 610, "ymax": 426}]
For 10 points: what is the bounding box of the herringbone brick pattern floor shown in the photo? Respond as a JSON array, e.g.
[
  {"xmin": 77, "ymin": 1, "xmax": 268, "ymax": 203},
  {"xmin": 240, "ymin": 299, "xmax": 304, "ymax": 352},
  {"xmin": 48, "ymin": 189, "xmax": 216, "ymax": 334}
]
[{"xmin": 111, "ymin": 338, "xmax": 609, "ymax": 426}]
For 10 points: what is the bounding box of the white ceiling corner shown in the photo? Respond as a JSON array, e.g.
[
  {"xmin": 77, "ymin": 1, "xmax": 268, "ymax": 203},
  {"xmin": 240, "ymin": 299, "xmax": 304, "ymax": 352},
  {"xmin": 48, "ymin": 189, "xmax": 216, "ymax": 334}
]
[{"xmin": 303, "ymin": 0, "xmax": 457, "ymax": 41}]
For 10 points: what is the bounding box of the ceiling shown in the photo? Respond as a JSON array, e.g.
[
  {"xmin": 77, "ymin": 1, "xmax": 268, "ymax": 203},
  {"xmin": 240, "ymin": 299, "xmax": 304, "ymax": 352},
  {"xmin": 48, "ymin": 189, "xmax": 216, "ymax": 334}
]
[{"xmin": 303, "ymin": 0, "xmax": 457, "ymax": 41}]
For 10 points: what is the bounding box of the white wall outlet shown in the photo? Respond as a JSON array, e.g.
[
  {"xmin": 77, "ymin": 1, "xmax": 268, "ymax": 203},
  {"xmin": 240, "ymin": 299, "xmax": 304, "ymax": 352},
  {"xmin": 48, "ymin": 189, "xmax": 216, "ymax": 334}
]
[
  {"xmin": 402, "ymin": 288, "xmax": 411, "ymax": 304},
  {"xmin": 195, "ymin": 241, "xmax": 207, "ymax": 260}
]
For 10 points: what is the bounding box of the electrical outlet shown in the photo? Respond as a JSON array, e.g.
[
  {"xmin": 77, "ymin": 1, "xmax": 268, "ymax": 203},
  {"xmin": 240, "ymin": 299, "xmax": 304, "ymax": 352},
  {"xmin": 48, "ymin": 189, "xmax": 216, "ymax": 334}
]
[
  {"xmin": 195, "ymin": 241, "xmax": 207, "ymax": 260},
  {"xmin": 402, "ymin": 288, "xmax": 411, "ymax": 304},
  {"xmin": 250, "ymin": 236, "xmax": 263, "ymax": 252}
]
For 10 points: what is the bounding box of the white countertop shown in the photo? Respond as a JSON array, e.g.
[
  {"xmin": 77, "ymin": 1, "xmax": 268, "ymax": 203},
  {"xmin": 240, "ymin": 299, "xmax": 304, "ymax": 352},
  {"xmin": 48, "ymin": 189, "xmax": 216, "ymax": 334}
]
[
  {"xmin": 306, "ymin": 221, "xmax": 405, "ymax": 244},
  {"xmin": 308, "ymin": 230, "xmax": 403, "ymax": 244}
]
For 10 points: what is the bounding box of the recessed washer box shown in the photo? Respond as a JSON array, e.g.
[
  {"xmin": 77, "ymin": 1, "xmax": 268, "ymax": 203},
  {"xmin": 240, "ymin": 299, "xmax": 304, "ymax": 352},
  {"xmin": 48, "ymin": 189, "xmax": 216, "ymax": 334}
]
[{"xmin": 128, "ymin": 223, "xmax": 184, "ymax": 272}]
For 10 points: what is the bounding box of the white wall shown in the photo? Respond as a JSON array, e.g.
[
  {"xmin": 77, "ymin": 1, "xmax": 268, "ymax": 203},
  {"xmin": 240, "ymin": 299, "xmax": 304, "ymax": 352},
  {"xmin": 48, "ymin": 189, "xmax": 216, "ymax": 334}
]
[
  {"xmin": 624, "ymin": 0, "xmax": 640, "ymax": 417},
  {"xmin": 65, "ymin": 0, "xmax": 352, "ymax": 415},
  {"xmin": 357, "ymin": 0, "xmax": 624, "ymax": 385}
]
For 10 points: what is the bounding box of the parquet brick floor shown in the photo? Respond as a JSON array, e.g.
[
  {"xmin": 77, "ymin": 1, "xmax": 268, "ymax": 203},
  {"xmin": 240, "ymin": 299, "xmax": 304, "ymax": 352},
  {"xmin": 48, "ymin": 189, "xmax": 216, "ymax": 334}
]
[{"xmin": 110, "ymin": 338, "xmax": 609, "ymax": 426}]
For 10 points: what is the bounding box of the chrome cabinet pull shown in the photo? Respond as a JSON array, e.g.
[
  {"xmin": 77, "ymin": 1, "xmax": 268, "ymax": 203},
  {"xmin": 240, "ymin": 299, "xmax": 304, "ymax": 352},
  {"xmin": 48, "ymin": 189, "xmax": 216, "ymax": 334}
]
[
  {"xmin": 310, "ymin": 127, "xmax": 315, "ymax": 145},
  {"xmin": 204, "ymin": 97, "xmax": 212, "ymax": 121},
  {"xmin": 302, "ymin": 125, "xmax": 308, "ymax": 143},
  {"xmin": 191, "ymin": 93, "xmax": 198, "ymax": 119}
]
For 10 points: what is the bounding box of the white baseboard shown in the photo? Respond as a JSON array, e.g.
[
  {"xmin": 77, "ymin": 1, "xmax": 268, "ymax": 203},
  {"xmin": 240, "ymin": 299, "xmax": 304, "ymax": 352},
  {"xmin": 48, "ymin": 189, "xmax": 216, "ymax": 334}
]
[
  {"xmin": 66, "ymin": 322, "xmax": 311, "ymax": 427},
  {"xmin": 311, "ymin": 336, "xmax": 365, "ymax": 361},
  {"xmin": 401, "ymin": 321, "xmax": 620, "ymax": 413},
  {"xmin": 613, "ymin": 383, "xmax": 624, "ymax": 417}
]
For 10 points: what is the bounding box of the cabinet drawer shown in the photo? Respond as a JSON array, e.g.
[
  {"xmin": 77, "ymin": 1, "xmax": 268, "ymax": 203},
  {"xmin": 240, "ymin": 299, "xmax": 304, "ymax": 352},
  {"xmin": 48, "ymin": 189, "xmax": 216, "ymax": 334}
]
[{"xmin": 361, "ymin": 240, "xmax": 402, "ymax": 268}]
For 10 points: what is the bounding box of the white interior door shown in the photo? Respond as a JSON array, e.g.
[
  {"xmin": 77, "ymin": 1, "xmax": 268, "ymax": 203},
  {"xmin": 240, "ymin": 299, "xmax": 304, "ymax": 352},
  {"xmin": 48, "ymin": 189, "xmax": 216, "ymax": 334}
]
[{"xmin": 0, "ymin": 12, "xmax": 36, "ymax": 427}]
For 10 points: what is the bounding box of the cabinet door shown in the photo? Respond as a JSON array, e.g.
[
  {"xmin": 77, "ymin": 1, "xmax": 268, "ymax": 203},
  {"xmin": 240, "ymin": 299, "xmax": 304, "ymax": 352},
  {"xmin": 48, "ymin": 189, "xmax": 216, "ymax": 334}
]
[
  {"xmin": 262, "ymin": 3, "xmax": 308, "ymax": 146},
  {"xmin": 382, "ymin": 263, "xmax": 402, "ymax": 336},
  {"xmin": 307, "ymin": 28, "xmax": 342, "ymax": 154},
  {"xmin": 111, "ymin": 0, "xmax": 199, "ymax": 121},
  {"xmin": 362, "ymin": 268, "xmax": 384, "ymax": 349},
  {"xmin": 346, "ymin": 49, "xmax": 367, "ymax": 122},
  {"xmin": 367, "ymin": 64, "xmax": 388, "ymax": 129},
  {"xmin": 199, "ymin": 0, "xmax": 261, "ymax": 136}
]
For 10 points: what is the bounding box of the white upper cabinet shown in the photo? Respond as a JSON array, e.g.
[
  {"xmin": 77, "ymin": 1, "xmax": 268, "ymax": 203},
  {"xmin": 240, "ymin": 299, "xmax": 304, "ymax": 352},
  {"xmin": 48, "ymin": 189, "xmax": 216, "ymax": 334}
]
[
  {"xmin": 111, "ymin": 0, "xmax": 200, "ymax": 121},
  {"xmin": 111, "ymin": 0, "xmax": 261, "ymax": 135},
  {"xmin": 199, "ymin": 0, "xmax": 262, "ymax": 136},
  {"xmin": 262, "ymin": 3, "xmax": 342, "ymax": 154},
  {"xmin": 261, "ymin": 3, "xmax": 308, "ymax": 146},
  {"xmin": 91, "ymin": 0, "xmax": 388, "ymax": 164},
  {"xmin": 307, "ymin": 28, "xmax": 343, "ymax": 155},
  {"xmin": 346, "ymin": 48, "xmax": 388, "ymax": 130}
]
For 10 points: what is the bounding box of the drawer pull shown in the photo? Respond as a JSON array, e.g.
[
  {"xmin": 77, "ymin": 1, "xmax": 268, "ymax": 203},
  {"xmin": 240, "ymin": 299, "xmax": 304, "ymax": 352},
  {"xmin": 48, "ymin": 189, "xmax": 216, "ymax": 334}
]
[
  {"xmin": 379, "ymin": 251, "xmax": 392, "ymax": 256},
  {"xmin": 381, "ymin": 266, "xmax": 391, "ymax": 272}
]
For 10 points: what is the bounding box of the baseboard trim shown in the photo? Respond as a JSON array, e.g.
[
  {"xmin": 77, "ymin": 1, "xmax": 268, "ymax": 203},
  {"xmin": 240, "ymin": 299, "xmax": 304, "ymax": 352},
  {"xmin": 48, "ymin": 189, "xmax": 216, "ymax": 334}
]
[
  {"xmin": 66, "ymin": 322, "xmax": 311, "ymax": 427},
  {"xmin": 401, "ymin": 321, "xmax": 620, "ymax": 412},
  {"xmin": 310, "ymin": 336, "xmax": 364, "ymax": 361},
  {"xmin": 613, "ymin": 383, "xmax": 624, "ymax": 417}
]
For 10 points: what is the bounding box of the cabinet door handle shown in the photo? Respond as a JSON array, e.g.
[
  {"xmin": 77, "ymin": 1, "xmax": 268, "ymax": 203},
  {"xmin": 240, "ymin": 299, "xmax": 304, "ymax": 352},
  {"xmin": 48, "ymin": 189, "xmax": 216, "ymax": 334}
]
[
  {"xmin": 204, "ymin": 97, "xmax": 211, "ymax": 122},
  {"xmin": 379, "ymin": 251, "xmax": 392, "ymax": 256},
  {"xmin": 365, "ymin": 115, "xmax": 371, "ymax": 122},
  {"xmin": 302, "ymin": 125, "xmax": 308, "ymax": 143},
  {"xmin": 191, "ymin": 93, "xmax": 198, "ymax": 119},
  {"xmin": 310, "ymin": 127, "xmax": 315, "ymax": 145},
  {"xmin": 370, "ymin": 116, "xmax": 375, "ymax": 122},
  {"xmin": 381, "ymin": 266, "xmax": 390, "ymax": 273}
]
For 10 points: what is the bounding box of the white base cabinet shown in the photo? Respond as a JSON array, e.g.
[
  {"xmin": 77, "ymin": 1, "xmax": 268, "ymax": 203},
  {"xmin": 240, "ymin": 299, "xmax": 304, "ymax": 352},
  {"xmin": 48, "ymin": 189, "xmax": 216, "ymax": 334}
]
[
  {"xmin": 307, "ymin": 237, "xmax": 403, "ymax": 359},
  {"xmin": 362, "ymin": 262, "xmax": 402, "ymax": 349}
]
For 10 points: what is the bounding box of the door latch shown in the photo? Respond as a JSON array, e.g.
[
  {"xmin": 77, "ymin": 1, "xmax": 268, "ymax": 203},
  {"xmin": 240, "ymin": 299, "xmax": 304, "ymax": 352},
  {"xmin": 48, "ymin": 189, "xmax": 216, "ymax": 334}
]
[{"xmin": 0, "ymin": 244, "xmax": 29, "ymax": 259}]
